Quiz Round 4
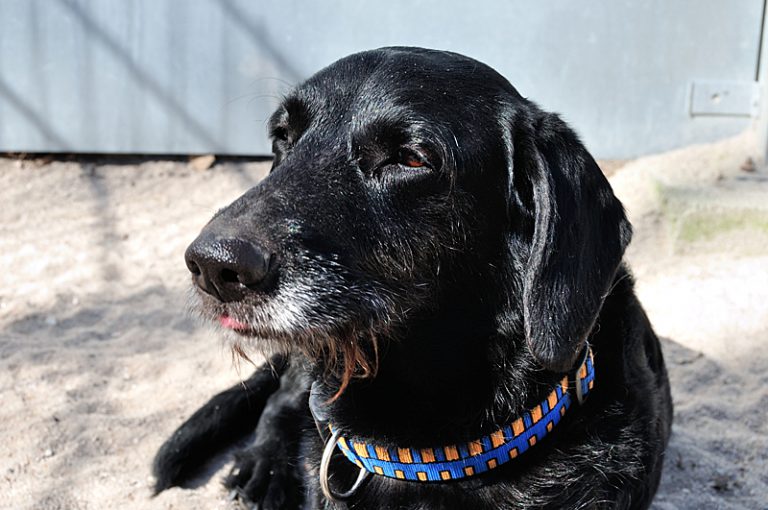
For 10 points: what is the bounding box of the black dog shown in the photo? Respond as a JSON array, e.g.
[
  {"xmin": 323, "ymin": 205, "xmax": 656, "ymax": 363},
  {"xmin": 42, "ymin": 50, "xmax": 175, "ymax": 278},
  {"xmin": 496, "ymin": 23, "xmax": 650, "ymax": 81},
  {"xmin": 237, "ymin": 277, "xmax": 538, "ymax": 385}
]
[{"xmin": 153, "ymin": 47, "xmax": 672, "ymax": 509}]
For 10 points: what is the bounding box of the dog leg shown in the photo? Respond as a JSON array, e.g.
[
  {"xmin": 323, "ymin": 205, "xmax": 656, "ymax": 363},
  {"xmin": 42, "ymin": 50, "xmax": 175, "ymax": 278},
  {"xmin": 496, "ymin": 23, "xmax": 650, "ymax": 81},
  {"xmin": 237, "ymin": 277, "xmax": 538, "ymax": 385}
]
[
  {"xmin": 152, "ymin": 354, "xmax": 288, "ymax": 493},
  {"xmin": 224, "ymin": 361, "xmax": 312, "ymax": 509}
]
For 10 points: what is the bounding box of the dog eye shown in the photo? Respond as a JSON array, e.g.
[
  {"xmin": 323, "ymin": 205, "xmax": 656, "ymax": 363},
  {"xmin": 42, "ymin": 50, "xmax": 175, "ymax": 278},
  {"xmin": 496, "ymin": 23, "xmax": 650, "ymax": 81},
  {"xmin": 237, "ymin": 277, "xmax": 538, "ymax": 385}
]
[
  {"xmin": 398, "ymin": 148, "xmax": 430, "ymax": 169},
  {"xmin": 271, "ymin": 127, "xmax": 290, "ymax": 144},
  {"xmin": 269, "ymin": 127, "xmax": 293, "ymax": 171}
]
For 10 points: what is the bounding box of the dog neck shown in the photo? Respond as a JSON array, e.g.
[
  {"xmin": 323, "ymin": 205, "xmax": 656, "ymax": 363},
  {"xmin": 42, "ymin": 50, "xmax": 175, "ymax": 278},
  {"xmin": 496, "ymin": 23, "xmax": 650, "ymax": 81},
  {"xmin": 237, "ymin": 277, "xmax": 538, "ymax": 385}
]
[
  {"xmin": 308, "ymin": 327, "xmax": 594, "ymax": 502},
  {"xmin": 312, "ymin": 305, "xmax": 561, "ymax": 448},
  {"xmin": 313, "ymin": 347, "xmax": 593, "ymax": 485}
]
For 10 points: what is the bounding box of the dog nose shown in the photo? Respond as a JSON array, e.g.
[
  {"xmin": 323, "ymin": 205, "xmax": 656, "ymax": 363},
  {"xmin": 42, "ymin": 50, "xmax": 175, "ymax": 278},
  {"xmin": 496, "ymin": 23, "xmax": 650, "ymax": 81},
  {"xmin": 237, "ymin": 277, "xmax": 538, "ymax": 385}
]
[{"xmin": 184, "ymin": 234, "xmax": 273, "ymax": 302}]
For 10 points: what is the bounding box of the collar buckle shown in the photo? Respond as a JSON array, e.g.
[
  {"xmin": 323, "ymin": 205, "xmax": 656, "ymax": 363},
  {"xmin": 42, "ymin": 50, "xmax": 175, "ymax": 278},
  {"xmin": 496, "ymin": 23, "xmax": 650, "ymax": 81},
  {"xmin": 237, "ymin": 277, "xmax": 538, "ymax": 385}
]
[
  {"xmin": 571, "ymin": 342, "xmax": 592, "ymax": 405},
  {"xmin": 320, "ymin": 428, "xmax": 371, "ymax": 502}
]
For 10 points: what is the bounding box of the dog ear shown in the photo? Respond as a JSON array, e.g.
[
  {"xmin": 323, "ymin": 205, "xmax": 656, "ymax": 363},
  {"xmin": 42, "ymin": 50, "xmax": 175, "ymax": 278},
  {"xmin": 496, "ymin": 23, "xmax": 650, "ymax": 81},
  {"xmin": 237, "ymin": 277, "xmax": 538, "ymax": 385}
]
[{"xmin": 509, "ymin": 111, "xmax": 632, "ymax": 372}]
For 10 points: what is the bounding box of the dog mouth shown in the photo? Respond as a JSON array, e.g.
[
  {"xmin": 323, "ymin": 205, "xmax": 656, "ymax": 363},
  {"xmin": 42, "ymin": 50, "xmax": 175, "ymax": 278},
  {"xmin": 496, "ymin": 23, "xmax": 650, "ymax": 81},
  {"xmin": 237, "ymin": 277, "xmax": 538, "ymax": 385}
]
[
  {"xmin": 188, "ymin": 285, "xmax": 275, "ymax": 338},
  {"xmin": 191, "ymin": 273, "xmax": 397, "ymax": 342},
  {"xmin": 205, "ymin": 301, "xmax": 283, "ymax": 339},
  {"xmin": 218, "ymin": 313, "xmax": 251, "ymax": 332}
]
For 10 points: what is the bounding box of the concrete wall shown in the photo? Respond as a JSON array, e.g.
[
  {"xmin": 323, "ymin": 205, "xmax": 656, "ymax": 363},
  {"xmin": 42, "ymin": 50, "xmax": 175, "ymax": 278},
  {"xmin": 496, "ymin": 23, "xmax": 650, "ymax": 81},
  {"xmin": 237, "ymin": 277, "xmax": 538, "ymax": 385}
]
[{"xmin": 0, "ymin": 0, "xmax": 763, "ymax": 158}]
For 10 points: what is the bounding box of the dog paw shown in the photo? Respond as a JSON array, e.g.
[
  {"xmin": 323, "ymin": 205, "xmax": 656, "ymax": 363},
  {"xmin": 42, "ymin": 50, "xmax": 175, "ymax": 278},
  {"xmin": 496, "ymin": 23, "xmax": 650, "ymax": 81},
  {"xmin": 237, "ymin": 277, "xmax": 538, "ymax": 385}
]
[{"xmin": 224, "ymin": 444, "xmax": 301, "ymax": 510}]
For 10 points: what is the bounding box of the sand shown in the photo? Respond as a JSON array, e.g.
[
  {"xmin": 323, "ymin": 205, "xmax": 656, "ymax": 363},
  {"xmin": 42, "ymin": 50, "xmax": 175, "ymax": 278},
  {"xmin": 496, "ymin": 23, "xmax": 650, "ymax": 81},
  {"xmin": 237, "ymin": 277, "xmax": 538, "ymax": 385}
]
[{"xmin": 1, "ymin": 134, "xmax": 766, "ymax": 509}]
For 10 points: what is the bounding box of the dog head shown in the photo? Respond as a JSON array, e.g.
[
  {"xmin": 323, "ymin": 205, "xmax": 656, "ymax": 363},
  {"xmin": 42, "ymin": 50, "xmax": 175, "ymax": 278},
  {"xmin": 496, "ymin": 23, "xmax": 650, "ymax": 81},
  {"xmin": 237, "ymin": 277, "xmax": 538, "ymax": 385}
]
[{"xmin": 185, "ymin": 47, "xmax": 631, "ymax": 389}]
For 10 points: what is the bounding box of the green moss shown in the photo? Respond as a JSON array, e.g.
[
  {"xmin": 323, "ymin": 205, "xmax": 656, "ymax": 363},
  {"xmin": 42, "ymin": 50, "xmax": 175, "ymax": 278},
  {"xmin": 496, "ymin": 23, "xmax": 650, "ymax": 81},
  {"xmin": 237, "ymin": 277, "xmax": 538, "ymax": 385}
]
[
  {"xmin": 677, "ymin": 209, "xmax": 768, "ymax": 243},
  {"xmin": 652, "ymin": 180, "xmax": 768, "ymax": 250},
  {"xmin": 653, "ymin": 180, "xmax": 690, "ymax": 219}
]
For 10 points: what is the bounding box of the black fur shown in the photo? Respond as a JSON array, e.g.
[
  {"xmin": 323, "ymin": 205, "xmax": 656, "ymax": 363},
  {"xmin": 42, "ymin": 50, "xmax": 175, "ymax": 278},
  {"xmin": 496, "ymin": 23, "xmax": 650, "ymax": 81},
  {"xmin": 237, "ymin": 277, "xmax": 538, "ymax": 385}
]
[{"xmin": 153, "ymin": 47, "xmax": 672, "ymax": 509}]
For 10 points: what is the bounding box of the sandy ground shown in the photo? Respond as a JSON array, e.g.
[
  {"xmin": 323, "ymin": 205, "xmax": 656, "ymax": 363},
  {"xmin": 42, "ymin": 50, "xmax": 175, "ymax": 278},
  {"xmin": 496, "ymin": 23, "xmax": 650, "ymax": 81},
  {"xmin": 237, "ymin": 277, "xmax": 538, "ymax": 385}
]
[{"xmin": 1, "ymin": 133, "xmax": 766, "ymax": 509}]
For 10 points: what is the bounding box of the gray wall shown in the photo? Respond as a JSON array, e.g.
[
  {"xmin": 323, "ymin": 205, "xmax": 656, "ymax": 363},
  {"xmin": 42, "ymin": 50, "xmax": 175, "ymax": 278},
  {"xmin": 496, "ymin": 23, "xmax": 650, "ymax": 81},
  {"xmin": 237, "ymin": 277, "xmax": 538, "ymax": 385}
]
[{"xmin": 0, "ymin": 0, "xmax": 763, "ymax": 158}]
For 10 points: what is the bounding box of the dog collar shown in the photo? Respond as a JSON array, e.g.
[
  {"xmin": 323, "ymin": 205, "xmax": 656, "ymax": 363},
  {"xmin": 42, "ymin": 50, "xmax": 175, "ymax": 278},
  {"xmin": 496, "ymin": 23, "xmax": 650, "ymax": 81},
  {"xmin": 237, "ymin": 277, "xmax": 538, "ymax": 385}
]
[{"xmin": 324, "ymin": 345, "xmax": 594, "ymax": 487}]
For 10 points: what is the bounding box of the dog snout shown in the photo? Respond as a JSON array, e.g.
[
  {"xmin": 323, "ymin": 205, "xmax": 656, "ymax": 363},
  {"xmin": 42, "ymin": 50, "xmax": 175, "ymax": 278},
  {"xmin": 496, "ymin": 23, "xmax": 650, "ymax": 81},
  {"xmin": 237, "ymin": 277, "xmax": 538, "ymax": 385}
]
[{"xmin": 184, "ymin": 233, "xmax": 274, "ymax": 302}]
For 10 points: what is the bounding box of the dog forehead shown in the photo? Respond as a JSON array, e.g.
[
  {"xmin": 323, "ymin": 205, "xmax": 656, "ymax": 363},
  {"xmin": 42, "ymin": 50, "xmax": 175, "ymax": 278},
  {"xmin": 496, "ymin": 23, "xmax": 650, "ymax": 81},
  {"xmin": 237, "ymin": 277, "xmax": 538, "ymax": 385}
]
[{"xmin": 294, "ymin": 48, "xmax": 513, "ymax": 124}]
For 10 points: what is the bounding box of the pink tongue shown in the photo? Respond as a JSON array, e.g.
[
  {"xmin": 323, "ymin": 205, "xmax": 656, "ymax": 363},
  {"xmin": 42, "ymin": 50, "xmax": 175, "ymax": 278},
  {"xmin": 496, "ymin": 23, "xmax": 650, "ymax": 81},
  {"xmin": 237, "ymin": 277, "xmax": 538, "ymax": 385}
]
[{"xmin": 219, "ymin": 315, "xmax": 248, "ymax": 330}]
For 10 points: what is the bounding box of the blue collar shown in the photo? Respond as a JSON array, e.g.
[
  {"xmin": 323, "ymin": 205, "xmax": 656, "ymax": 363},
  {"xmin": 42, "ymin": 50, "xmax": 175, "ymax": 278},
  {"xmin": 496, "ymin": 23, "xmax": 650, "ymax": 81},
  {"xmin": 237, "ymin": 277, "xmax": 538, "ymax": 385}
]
[{"xmin": 328, "ymin": 346, "xmax": 594, "ymax": 483}]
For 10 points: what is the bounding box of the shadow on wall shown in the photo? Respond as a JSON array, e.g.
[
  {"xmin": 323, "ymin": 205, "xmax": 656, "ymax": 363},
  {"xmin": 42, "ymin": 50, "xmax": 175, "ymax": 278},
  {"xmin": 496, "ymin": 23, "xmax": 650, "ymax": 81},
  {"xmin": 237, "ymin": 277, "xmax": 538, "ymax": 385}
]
[{"xmin": 0, "ymin": 0, "xmax": 300, "ymax": 153}]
